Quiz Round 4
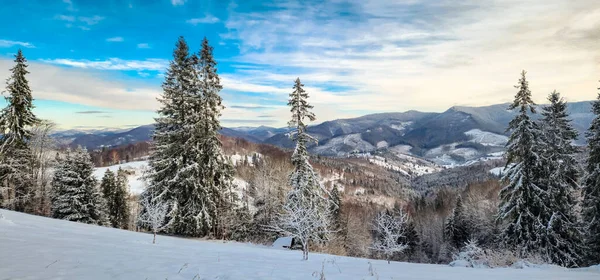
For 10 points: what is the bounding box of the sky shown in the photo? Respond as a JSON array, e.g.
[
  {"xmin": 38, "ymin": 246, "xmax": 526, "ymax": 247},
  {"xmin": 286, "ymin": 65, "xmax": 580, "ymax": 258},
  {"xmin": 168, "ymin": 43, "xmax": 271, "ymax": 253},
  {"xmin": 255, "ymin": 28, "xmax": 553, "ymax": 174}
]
[{"xmin": 0, "ymin": 0, "xmax": 599, "ymax": 130}]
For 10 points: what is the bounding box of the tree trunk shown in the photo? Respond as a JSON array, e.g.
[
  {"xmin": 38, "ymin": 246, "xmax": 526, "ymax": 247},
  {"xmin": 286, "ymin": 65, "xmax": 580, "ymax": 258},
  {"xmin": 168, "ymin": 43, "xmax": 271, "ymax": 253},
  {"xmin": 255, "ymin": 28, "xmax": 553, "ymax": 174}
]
[
  {"xmin": 153, "ymin": 232, "xmax": 156, "ymax": 244},
  {"xmin": 303, "ymin": 242, "xmax": 309, "ymax": 260}
]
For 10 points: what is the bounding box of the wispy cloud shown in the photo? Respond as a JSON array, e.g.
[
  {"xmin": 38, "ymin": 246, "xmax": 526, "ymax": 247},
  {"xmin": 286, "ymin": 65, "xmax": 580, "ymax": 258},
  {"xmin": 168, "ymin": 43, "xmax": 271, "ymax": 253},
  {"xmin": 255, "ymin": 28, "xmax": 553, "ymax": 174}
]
[
  {"xmin": 41, "ymin": 58, "xmax": 168, "ymax": 71},
  {"xmin": 220, "ymin": 0, "xmax": 600, "ymax": 117},
  {"xmin": 55, "ymin": 14, "xmax": 104, "ymax": 30},
  {"xmin": 171, "ymin": 0, "xmax": 186, "ymax": 6},
  {"xmin": 62, "ymin": 0, "xmax": 76, "ymax": 11},
  {"xmin": 137, "ymin": 43, "xmax": 150, "ymax": 49},
  {"xmin": 76, "ymin": 111, "xmax": 108, "ymax": 114},
  {"xmin": 221, "ymin": 119, "xmax": 278, "ymax": 125},
  {"xmin": 229, "ymin": 105, "xmax": 276, "ymax": 110},
  {"xmin": 106, "ymin": 37, "xmax": 124, "ymax": 42},
  {"xmin": 186, "ymin": 15, "xmax": 219, "ymax": 25},
  {"xmin": 78, "ymin": 16, "xmax": 104, "ymax": 25},
  {"xmin": 55, "ymin": 14, "xmax": 75, "ymax": 22},
  {"xmin": 0, "ymin": 39, "xmax": 35, "ymax": 48}
]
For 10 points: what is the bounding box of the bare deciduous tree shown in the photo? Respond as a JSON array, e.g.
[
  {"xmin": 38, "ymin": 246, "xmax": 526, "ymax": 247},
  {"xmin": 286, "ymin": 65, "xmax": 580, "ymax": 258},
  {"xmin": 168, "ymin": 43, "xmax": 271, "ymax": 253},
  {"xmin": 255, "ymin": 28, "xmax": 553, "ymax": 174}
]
[
  {"xmin": 371, "ymin": 209, "xmax": 409, "ymax": 263},
  {"xmin": 269, "ymin": 197, "xmax": 333, "ymax": 260},
  {"xmin": 138, "ymin": 196, "xmax": 169, "ymax": 244}
]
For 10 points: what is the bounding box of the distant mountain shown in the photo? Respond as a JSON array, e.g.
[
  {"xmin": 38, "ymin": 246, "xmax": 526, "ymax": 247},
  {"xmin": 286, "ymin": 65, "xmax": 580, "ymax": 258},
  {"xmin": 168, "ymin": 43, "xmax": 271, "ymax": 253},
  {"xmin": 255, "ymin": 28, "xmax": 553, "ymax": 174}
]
[
  {"xmin": 262, "ymin": 100, "xmax": 594, "ymax": 165},
  {"xmin": 57, "ymin": 100, "xmax": 595, "ymax": 164},
  {"xmin": 60, "ymin": 125, "xmax": 287, "ymax": 150},
  {"xmin": 67, "ymin": 124, "xmax": 155, "ymax": 150}
]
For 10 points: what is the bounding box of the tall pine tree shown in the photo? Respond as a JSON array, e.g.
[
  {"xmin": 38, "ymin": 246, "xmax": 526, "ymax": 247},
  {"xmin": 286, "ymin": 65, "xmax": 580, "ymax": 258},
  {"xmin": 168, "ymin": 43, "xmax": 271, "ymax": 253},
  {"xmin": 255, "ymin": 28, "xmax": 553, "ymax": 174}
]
[
  {"xmin": 192, "ymin": 37, "xmax": 236, "ymax": 238},
  {"xmin": 538, "ymin": 91, "xmax": 584, "ymax": 267},
  {"xmin": 445, "ymin": 196, "xmax": 470, "ymax": 248},
  {"xmin": 101, "ymin": 169, "xmax": 130, "ymax": 229},
  {"xmin": 497, "ymin": 70, "xmax": 548, "ymax": 256},
  {"xmin": 0, "ymin": 49, "xmax": 39, "ymax": 212},
  {"xmin": 143, "ymin": 37, "xmax": 234, "ymax": 237},
  {"xmin": 143, "ymin": 37, "xmax": 195, "ymax": 235},
  {"xmin": 277, "ymin": 78, "xmax": 333, "ymax": 260},
  {"xmin": 583, "ymin": 87, "xmax": 600, "ymax": 265},
  {"xmin": 51, "ymin": 148, "xmax": 108, "ymax": 225}
]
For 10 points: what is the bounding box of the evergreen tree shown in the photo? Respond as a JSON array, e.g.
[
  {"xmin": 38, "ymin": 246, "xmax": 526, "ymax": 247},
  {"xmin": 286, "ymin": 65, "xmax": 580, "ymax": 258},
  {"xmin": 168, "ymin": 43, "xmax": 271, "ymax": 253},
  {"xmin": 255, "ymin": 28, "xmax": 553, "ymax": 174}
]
[
  {"xmin": 497, "ymin": 70, "xmax": 548, "ymax": 256},
  {"xmin": 51, "ymin": 148, "xmax": 108, "ymax": 225},
  {"xmin": 273, "ymin": 78, "xmax": 333, "ymax": 260},
  {"xmin": 114, "ymin": 168, "xmax": 131, "ymax": 229},
  {"xmin": 539, "ymin": 91, "xmax": 584, "ymax": 267},
  {"xmin": 100, "ymin": 169, "xmax": 117, "ymax": 206},
  {"xmin": 143, "ymin": 37, "xmax": 234, "ymax": 237},
  {"xmin": 445, "ymin": 196, "xmax": 470, "ymax": 248},
  {"xmin": 330, "ymin": 185, "xmax": 342, "ymax": 231},
  {"xmin": 101, "ymin": 169, "xmax": 130, "ymax": 229},
  {"xmin": 0, "ymin": 50, "xmax": 39, "ymax": 212},
  {"xmin": 583, "ymin": 88, "xmax": 600, "ymax": 265},
  {"xmin": 192, "ymin": 37, "xmax": 236, "ymax": 238}
]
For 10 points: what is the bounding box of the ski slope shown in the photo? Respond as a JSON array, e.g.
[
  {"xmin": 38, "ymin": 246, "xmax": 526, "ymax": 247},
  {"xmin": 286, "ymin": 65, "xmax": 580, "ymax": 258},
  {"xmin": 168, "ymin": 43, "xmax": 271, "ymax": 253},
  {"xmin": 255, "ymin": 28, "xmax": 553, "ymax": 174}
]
[{"xmin": 1, "ymin": 210, "xmax": 597, "ymax": 280}]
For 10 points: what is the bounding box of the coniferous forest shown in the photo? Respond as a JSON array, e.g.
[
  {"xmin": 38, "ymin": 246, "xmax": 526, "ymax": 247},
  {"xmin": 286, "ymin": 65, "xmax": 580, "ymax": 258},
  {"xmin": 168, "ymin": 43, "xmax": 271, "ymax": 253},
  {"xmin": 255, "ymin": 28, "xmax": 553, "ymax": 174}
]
[{"xmin": 2, "ymin": 37, "xmax": 600, "ymax": 269}]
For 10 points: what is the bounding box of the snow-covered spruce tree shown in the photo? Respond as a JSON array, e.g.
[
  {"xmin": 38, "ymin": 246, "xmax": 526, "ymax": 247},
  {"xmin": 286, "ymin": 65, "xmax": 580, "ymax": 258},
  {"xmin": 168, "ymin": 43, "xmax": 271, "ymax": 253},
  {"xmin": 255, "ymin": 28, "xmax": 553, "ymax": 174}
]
[
  {"xmin": 371, "ymin": 209, "xmax": 409, "ymax": 264},
  {"xmin": 142, "ymin": 37, "xmax": 234, "ymax": 237},
  {"xmin": 272, "ymin": 78, "xmax": 334, "ymax": 260},
  {"xmin": 101, "ymin": 169, "xmax": 130, "ymax": 229},
  {"xmin": 445, "ymin": 196, "xmax": 471, "ymax": 248},
  {"xmin": 113, "ymin": 168, "xmax": 131, "ymax": 229},
  {"xmin": 192, "ymin": 37, "xmax": 236, "ymax": 238},
  {"xmin": 142, "ymin": 36, "xmax": 199, "ymax": 236},
  {"xmin": 538, "ymin": 91, "xmax": 584, "ymax": 267},
  {"xmin": 497, "ymin": 70, "xmax": 548, "ymax": 256},
  {"xmin": 0, "ymin": 49, "xmax": 39, "ymax": 212},
  {"xmin": 51, "ymin": 148, "xmax": 108, "ymax": 225},
  {"xmin": 583, "ymin": 89, "xmax": 600, "ymax": 265}
]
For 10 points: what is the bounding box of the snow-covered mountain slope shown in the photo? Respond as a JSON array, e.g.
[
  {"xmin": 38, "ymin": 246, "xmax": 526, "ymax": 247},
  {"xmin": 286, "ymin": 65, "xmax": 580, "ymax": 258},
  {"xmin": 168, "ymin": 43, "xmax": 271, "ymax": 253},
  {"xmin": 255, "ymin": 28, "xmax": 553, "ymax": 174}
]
[
  {"xmin": 93, "ymin": 161, "xmax": 148, "ymax": 195},
  {"xmin": 465, "ymin": 129, "xmax": 508, "ymax": 146},
  {"xmin": 1, "ymin": 210, "xmax": 597, "ymax": 280}
]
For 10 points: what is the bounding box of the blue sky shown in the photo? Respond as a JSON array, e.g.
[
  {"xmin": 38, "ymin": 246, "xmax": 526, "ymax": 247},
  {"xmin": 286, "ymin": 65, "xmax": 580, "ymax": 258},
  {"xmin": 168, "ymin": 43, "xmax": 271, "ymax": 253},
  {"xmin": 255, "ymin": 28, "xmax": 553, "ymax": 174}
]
[{"xmin": 0, "ymin": 0, "xmax": 599, "ymax": 130}]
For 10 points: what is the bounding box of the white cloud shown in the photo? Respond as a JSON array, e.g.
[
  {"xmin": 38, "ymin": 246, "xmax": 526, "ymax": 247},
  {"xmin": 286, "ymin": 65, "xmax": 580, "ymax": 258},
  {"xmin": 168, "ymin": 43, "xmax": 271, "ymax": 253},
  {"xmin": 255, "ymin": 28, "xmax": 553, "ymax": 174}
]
[
  {"xmin": 78, "ymin": 16, "xmax": 104, "ymax": 25},
  {"xmin": 186, "ymin": 15, "xmax": 219, "ymax": 25},
  {"xmin": 107, "ymin": 37, "xmax": 124, "ymax": 42},
  {"xmin": 0, "ymin": 59, "xmax": 161, "ymax": 112},
  {"xmin": 55, "ymin": 14, "xmax": 104, "ymax": 29},
  {"xmin": 221, "ymin": 0, "xmax": 600, "ymax": 118},
  {"xmin": 55, "ymin": 14, "xmax": 75, "ymax": 22},
  {"xmin": 0, "ymin": 39, "xmax": 35, "ymax": 48},
  {"xmin": 137, "ymin": 43, "xmax": 151, "ymax": 49},
  {"xmin": 40, "ymin": 58, "xmax": 168, "ymax": 71},
  {"xmin": 171, "ymin": 0, "xmax": 185, "ymax": 6},
  {"xmin": 62, "ymin": 0, "xmax": 76, "ymax": 11}
]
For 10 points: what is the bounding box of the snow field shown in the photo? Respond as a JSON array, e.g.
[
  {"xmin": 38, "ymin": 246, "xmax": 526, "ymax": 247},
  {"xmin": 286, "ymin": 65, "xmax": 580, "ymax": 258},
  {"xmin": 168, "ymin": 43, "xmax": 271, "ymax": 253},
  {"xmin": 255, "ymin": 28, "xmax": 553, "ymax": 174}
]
[{"xmin": 1, "ymin": 209, "xmax": 598, "ymax": 280}]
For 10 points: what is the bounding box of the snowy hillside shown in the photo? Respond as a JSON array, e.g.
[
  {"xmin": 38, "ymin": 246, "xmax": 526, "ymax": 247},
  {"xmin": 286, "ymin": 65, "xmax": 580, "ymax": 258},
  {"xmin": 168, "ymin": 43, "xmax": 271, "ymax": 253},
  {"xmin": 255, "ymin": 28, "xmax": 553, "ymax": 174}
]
[
  {"xmin": 93, "ymin": 161, "xmax": 149, "ymax": 195},
  {"xmin": 1, "ymin": 210, "xmax": 597, "ymax": 280},
  {"xmin": 93, "ymin": 160, "xmax": 250, "ymax": 196}
]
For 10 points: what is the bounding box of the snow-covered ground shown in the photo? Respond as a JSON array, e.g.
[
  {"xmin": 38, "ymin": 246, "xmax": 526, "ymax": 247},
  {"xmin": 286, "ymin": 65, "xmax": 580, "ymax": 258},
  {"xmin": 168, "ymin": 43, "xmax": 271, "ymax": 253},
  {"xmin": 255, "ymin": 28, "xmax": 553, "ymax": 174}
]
[
  {"xmin": 465, "ymin": 129, "xmax": 508, "ymax": 146},
  {"xmin": 313, "ymin": 133, "xmax": 375, "ymax": 156},
  {"xmin": 354, "ymin": 154, "xmax": 441, "ymax": 177},
  {"xmin": 93, "ymin": 161, "xmax": 148, "ymax": 195},
  {"xmin": 1, "ymin": 210, "xmax": 597, "ymax": 280}
]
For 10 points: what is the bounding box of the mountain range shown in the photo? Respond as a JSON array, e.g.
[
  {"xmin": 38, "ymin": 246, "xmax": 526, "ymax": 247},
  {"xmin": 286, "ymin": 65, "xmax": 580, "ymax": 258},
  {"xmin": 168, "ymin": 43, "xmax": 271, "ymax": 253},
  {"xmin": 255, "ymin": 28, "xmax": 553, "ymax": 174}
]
[{"xmin": 54, "ymin": 100, "xmax": 595, "ymax": 165}]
